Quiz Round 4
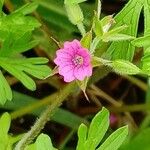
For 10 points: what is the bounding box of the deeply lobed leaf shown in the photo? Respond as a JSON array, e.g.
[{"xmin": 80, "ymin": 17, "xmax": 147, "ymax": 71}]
[{"xmin": 0, "ymin": 57, "xmax": 51, "ymax": 91}]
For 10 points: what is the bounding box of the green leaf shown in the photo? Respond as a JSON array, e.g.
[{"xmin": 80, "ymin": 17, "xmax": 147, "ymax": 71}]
[
  {"xmin": 131, "ymin": 35, "xmax": 150, "ymax": 47},
  {"xmin": 64, "ymin": 0, "xmax": 87, "ymax": 5},
  {"xmin": 81, "ymin": 31, "xmax": 92, "ymax": 49},
  {"xmin": 93, "ymin": 15, "xmax": 103, "ymax": 37},
  {"xmin": 91, "ymin": 57, "xmax": 140, "ymax": 75},
  {"xmin": 108, "ymin": 25, "xmax": 128, "ymax": 34},
  {"xmin": 119, "ymin": 128, "xmax": 150, "ymax": 150},
  {"xmin": 140, "ymin": 2, "xmax": 150, "ymax": 93},
  {"xmin": 76, "ymin": 107, "xmax": 128, "ymax": 150},
  {"xmin": 76, "ymin": 124, "xmax": 88, "ymax": 150},
  {"xmin": 0, "ymin": 0, "xmax": 4, "ymax": 15},
  {"xmin": 26, "ymin": 134, "xmax": 57, "ymax": 150},
  {"xmin": 6, "ymin": 57, "xmax": 49, "ymax": 64},
  {"xmin": 77, "ymin": 77, "xmax": 89, "ymax": 101},
  {"xmin": 20, "ymin": 64, "xmax": 51, "ymax": 79},
  {"xmin": 91, "ymin": 57, "xmax": 102, "ymax": 67},
  {"xmin": 103, "ymin": 34, "xmax": 135, "ymax": 42},
  {"xmin": 13, "ymin": 2, "xmax": 39, "ymax": 15},
  {"xmin": 0, "ymin": 2, "xmax": 46, "ymax": 103},
  {"xmin": 100, "ymin": 15, "xmax": 115, "ymax": 33},
  {"xmin": 13, "ymin": 39, "xmax": 39, "ymax": 55},
  {"xmin": 0, "ymin": 113, "xmax": 11, "ymax": 137},
  {"xmin": 112, "ymin": 60, "xmax": 141, "ymax": 75},
  {"xmin": 0, "ymin": 32, "xmax": 39, "ymax": 56},
  {"xmin": 0, "ymin": 71, "xmax": 12, "ymax": 105},
  {"xmin": 91, "ymin": 57, "xmax": 112, "ymax": 67},
  {"xmin": 90, "ymin": 37, "xmax": 101, "ymax": 54},
  {"xmin": 37, "ymin": 0, "xmax": 76, "ymax": 34},
  {"xmin": 0, "ymin": 13, "xmax": 40, "ymax": 37},
  {"xmin": 0, "ymin": 113, "xmax": 11, "ymax": 150},
  {"xmin": 4, "ymin": 57, "xmax": 51, "ymax": 79},
  {"xmin": 144, "ymin": 0, "xmax": 150, "ymax": 36},
  {"xmin": 0, "ymin": 11, "xmax": 41, "ymax": 56},
  {"xmin": 0, "ymin": 62, "xmax": 36, "ymax": 91},
  {"xmin": 36, "ymin": 134, "xmax": 57, "ymax": 150},
  {"xmin": 106, "ymin": 0, "xmax": 144, "ymax": 60},
  {"xmin": 96, "ymin": 0, "xmax": 101, "ymax": 19},
  {"xmin": 100, "ymin": 15, "xmax": 114, "ymax": 27},
  {"xmin": 0, "ymin": 57, "xmax": 51, "ymax": 91},
  {"xmin": 86, "ymin": 107, "xmax": 109, "ymax": 149},
  {"xmin": 77, "ymin": 77, "xmax": 89, "ymax": 93},
  {"xmin": 25, "ymin": 144, "xmax": 36, "ymax": 150},
  {"xmin": 97, "ymin": 126, "xmax": 128, "ymax": 150},
  {"xmin": 65, "ymin": 4, "xmax": 84, "ymax": 25},
  {"xmin": 138, "ymin": 46, "xmax": 150, "ymax": 75},
  {"xmin": 141, "ymin": 55, "xmax": 150, "ymax": 75}
]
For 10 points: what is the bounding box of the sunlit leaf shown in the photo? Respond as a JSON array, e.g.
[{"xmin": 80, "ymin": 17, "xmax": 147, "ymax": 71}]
[
  {"xmin": 112, "ymin": 60, "xmax": 141, "ymax": 75},
  {"xmin": 0, "ymin": 113, "xmax": 11, "ymax": 149},
  {"xmin": 64, "ymin": 0, "xmax": 87, "ymax": 5},
  {"xmin": 0, "ymin": 71, "xmax": 12, "ymax": 105},
  {"xmin": 65, "ymin": 4, "xmax": 84, "ymax": 25},
  {"xmin": 81, "ymin": 31, "xmax": 92, "ymax": 49},
  {"xmin": 13, "ymin": 2, "xmax": 39, "ymax": 15},
  {"xmin": 77, "ymin": 124, "xmax": 88, "ymax": 150},
  {"xmin": 132, "ymin": 35, "xmax": 150, "ymax": 47},
  {"xmin": 0, "ymin": 113, "xmax": 11, "ymax": 137},
  {"xmin": 97, "ymin": 126, "xmax": 128, "ymax": 150},
  {"xmin": 106, "ymin": 0, "xmax": 144, "ymax": 60},
  {"xmin": 120, "ymin": 128, "xmax": 150, "ymax": 150},
  {"xmin": 35, "ymin": 134, "xmax": 57, "ymax": 150},
  {"xmin": 103, "ymin": 34, "xmax": 135, "ymax": 42},
  {"xmin": 25, "ymin": 134, "xmax": 57, "ymax": 150},
  {"xmin": 86, "ymin": 108, "xmax": 109, "ymax": 149},
  {"xmin": 0, "ymin": 57, "xmax": 51, "ymax": 92},
  {"xmin": 93, "ymin": 15, "xmax": 103, "ymax": 37},
  {"xmin": 0, "ymin": 32, "xmax": 39, "ymax": 56}
]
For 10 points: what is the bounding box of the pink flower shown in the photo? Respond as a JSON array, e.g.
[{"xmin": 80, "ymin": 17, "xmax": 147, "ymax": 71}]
[{"xmin": 54, "ymin": 40, "xmax": 92, "ymax": 82}]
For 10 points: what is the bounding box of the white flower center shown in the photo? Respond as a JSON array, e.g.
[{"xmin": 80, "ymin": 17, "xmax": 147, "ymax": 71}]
[{"xmin": 72, "ymin": 55, "xmax": 83, "ymax": 66}]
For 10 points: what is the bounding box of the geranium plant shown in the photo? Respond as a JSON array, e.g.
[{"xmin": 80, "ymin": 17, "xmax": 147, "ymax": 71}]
[{"xmin": 0, "ymin": 0, "xmax": 150, "ymax": 150}]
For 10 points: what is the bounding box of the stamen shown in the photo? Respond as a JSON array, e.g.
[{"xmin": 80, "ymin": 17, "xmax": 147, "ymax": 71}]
[{"xmin": 72, "ymin": 55, "xmax": 83, "ymax": 66}]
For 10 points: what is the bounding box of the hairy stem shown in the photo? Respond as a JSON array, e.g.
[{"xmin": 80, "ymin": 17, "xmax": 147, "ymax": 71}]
[
  {"xmin": 109, "ymin": 104, "xmax": 150, "ymax": 112},
  {"xmin": 14, "ymin": 82, "xmax": 76, "ymax": 150}
]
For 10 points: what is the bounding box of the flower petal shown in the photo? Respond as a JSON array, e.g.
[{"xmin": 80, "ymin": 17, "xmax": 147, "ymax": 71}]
[
  {"xmin": 77, "ymin": 48, "xmax": 89, "ymax": 58},
  {"xmin": 74, "ymin": 65, "xmax": 92, "ymax": 81},
  {"xmin": 64, "ymin": 40, "xmax": 81, "ymax": 54},
  {"xmin": 63, "ymin": 72, "xmax": 75, "ymax": 82},
  {"xmin": 54, "ymin": 57, "xmax": 73, "ymax": 66},
  {"xmin": 56, "ymin": 49, "xmax": 74, "ymax": 58},
  {"xmin": 54, "ymin": 39, "xmax": 92, "ymax": 82},
  {"xmin": 84, "ymin": 65, "xmax": 92, "ymax": 77},
  {"xmin": 74, "ymin": 67, "xmax": 85, "ymax": 80},
  {"xmin": 59, "ymin": 65, "xmax": 74, "ymax": 75},
  {"xmin": 64, "ymin": 40, "xmax": 80, "ymax": 48},
  {"xmin": 58, "ymin": 66, "xmax": 75, "ymax": 82}
]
